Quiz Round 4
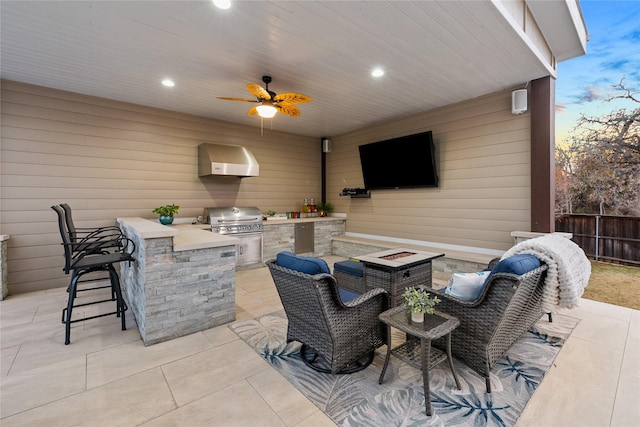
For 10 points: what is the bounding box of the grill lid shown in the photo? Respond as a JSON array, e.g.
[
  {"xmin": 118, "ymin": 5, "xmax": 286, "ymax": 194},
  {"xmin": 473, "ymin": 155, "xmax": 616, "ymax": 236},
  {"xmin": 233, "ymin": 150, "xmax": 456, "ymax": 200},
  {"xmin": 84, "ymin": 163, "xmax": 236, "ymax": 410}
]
[{"xmin": 203, "ymin": 207, "xmax": 263, "ymax": 224}]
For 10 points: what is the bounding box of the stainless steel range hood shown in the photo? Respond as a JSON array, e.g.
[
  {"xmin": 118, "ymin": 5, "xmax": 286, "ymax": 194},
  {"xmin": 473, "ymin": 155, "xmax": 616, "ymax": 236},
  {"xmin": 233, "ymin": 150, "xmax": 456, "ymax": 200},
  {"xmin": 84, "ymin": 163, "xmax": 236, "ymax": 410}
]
[{"xmin": 198, "ymin": 143, "xmax": 259, "ymax": 177}]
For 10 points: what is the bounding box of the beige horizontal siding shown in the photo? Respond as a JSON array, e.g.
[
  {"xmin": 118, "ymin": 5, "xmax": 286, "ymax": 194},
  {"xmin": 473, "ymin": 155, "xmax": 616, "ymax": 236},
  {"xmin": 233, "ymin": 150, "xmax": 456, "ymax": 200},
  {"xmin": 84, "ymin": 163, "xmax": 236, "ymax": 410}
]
[
  {"xmin": 1, "ymin": 80, "xmax": 319, "ymax": 294},
  {"xmin": 1, "ymin": 80, "xmax": 532, "ymax": 295},
  {"xmin": 327, "ymin": 87, "xmax": 531, "ymax": 251}
]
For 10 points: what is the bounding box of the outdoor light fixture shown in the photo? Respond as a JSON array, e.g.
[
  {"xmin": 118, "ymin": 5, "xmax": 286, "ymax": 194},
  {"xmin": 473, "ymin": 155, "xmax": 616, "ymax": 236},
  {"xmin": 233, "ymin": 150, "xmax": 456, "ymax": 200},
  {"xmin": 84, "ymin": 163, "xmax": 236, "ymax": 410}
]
[
  {"xmin": 322, "ymin": 138, "xmax": 332, "ymax": 153},
  {"xmin": 213, "ymin": 0, "xmax": 231, "ymax": 10},
  {"xmin": 256, "ymin": 102, "xmax": 277, "ymax": 118},
  {"xmin": 371, "ymin": 67, "xmax": 385, "ymax": 77},
  {"xmin": 511, "ymin": 89, "xmax": 528, "ymax": 114}
]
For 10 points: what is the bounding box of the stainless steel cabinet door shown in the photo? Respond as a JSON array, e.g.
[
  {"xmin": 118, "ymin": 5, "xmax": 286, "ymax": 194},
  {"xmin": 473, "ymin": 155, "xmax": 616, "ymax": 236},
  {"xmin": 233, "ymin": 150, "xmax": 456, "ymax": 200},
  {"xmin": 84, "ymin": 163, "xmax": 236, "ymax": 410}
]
[
  {"xmin": 236, "ymin": 233, "xmax": 263, "ymax": 265},
  {"xmin": 294, "ymin": 222, "xmax": 314, "ymax": 254}
]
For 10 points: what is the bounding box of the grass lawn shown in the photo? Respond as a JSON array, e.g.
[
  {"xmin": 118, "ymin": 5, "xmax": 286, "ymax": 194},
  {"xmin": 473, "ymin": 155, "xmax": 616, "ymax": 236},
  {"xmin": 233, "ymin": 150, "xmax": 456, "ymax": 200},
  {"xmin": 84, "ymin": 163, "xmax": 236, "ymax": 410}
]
[{"xmin": 583, "ymin": 261, "xmax": 640, "ymax": 310}]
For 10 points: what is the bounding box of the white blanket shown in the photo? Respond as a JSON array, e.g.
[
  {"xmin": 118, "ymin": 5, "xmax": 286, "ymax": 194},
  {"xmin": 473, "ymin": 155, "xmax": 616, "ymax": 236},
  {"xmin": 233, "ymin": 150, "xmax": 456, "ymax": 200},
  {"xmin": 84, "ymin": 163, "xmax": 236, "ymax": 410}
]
[{"xmin": 502, "ymin": 234, "xmax": 591, "ymax": 312}]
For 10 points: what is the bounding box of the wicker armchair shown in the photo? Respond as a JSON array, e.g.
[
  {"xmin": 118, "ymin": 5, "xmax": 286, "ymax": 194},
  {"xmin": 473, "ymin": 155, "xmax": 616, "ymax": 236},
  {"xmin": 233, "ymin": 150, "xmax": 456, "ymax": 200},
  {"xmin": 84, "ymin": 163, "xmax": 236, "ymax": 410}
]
[
  {"xmin": 267, "ymin": 259, "xmax": 390, "ymax": 374},
  {"xmin": 434, "ymin": 262, "xmax": 548, "ymax": 392}
]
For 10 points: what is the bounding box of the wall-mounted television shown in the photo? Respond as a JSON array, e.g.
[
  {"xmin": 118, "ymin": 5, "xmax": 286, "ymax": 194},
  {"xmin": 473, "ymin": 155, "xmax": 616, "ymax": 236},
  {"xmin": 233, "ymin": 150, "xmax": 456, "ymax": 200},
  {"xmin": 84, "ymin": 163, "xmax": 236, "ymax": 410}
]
[{"xmin": 358, "ymin": 131, "xmax": 438, "ymax": 190}]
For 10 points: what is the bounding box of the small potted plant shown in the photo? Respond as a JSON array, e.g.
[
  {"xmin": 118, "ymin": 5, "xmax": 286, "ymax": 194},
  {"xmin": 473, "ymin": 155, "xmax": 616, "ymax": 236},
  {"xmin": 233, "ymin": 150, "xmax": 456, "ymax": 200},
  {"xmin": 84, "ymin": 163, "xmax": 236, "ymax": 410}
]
[
  {"xmin": 153, "ymin": 204, "xmax": 180, "ymax": 225},
  {"xmin": 402, "ymin": 286, "xmax": 441, "ymax": 323},
  {"xmin": 316, "ymin": 201, "xmax": 334, "ymax": 217}
]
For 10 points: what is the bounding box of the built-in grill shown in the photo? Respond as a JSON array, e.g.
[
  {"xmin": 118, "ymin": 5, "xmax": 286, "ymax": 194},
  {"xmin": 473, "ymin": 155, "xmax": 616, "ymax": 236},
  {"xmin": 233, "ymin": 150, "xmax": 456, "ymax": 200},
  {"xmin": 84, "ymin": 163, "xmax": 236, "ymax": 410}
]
[{"xmin": 203, "ymin": 207, "xmax": 263, "ymax": 266}]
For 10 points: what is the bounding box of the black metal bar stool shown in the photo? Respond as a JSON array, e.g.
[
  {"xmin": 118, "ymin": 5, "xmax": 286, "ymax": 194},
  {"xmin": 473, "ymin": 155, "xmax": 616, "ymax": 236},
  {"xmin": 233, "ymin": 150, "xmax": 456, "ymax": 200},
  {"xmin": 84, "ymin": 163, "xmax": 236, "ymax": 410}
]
[
  {"xmin": 59, "ymin": 203, "xmax": 126, "ymax": 300},
  {"xmin": 51, "ymin": 205, "xmax": 136, "ymax": 345}
]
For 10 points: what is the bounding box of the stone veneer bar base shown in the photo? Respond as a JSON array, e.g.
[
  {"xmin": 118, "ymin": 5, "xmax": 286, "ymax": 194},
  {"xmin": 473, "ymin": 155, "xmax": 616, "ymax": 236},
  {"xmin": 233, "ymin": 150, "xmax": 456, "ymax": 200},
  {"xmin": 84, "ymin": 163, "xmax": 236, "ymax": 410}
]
[
  {"xmin": 262, "ymin": 217, "xmax": 345, "ymax": 261},
  {"xmin": 119, "ymin": 221, "xmax": 236, "ymax": 346}
]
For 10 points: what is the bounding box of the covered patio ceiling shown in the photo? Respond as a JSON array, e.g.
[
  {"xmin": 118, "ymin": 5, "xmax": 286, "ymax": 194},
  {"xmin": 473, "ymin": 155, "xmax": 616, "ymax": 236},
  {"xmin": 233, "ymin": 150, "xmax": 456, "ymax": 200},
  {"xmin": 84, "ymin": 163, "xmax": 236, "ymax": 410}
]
[{"xmin": 0, "ymin": 1, "xmax": 586, "ymax": 138}]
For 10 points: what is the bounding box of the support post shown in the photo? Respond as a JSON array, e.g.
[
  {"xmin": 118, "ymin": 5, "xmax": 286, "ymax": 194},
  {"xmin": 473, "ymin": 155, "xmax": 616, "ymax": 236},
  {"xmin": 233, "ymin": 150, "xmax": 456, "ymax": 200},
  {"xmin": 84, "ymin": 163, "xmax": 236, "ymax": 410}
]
[
  {"xmin": 321, "ymin": 138, "xmax": 328, "ymax": 203},
  {"xmin": 530, "ymin": 76, "xmax": 555, "ymax": 232}
]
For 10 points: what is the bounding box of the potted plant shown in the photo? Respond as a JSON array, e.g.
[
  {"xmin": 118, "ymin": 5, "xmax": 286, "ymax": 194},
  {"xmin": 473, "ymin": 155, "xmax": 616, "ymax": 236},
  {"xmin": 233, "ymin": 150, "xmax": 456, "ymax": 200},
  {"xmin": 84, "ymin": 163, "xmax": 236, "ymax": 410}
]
[
  {"xmin": 316, "ymin": 201, "xmax": 334, "ymax": 217},
  {"xmin": 402, "ymin": 286, "xmax": 441, "ymax": 323},
  {"xmin": 153, "ymin": 204, "xmax": 180, "ymax": 225}
]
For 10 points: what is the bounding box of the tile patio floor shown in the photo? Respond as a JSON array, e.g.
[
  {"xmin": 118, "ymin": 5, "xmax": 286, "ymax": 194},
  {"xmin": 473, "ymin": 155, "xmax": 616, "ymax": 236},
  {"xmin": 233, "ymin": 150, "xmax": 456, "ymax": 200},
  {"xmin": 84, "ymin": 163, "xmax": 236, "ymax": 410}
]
[{"xmin": 1, "ymin": 255, "xmax": 638, "ymax": 426}]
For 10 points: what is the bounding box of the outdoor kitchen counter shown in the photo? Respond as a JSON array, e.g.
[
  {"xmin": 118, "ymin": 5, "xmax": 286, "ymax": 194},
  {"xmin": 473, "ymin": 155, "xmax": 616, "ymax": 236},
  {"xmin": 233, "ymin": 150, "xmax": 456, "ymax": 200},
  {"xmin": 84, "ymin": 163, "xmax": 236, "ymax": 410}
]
[
  {"xmin": 263, "ymin": 215, "xmax": 346, "ymax": 225},
  {"xmin": 262, "ymin": 216, "xmax": 346, "ymax": 261},
  {"xmin": 116, "ymin": 217, "xmax": 238, "ymax": 251},
  {"xmin": 116, "ymin": 217, "xmax": 237, "ymax": 346}
]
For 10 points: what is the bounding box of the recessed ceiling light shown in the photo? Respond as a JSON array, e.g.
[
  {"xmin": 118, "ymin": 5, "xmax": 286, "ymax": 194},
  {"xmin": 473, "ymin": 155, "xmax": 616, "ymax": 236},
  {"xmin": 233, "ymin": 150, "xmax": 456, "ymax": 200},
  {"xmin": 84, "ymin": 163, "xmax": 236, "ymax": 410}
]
[
  {"xmin": 162, "ymin": 79, "xmax": 175, "ymax": 87},
  {"xmin": 213, "ymin": 0, "xmax": 231, "ymax": 10},
  {"xmin": 371, "ymin": 68, "xmax": 385, "ymax": 78}
]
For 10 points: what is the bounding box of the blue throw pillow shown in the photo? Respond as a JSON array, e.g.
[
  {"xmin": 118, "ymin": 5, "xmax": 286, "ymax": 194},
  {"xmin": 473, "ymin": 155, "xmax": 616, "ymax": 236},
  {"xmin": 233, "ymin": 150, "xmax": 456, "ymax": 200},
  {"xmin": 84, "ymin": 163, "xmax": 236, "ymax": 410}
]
[
  {"xmin": 276, "ymin": 251, "xmax": 331, "ymax": 275},
  {"xmin": 492, "ymin": 254, "xmax": 541, "ymax": 275},
  {"xmin": 484, "ymin": 253, "xmax": 541, "ymax": 285}
]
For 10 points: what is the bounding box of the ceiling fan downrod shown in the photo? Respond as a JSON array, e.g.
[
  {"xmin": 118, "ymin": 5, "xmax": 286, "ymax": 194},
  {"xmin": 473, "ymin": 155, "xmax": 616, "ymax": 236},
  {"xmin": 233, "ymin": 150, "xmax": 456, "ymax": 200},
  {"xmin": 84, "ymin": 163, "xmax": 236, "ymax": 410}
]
[{"xmin": 262, "ymin": 75, "xmax": 276, "ymax": 98}]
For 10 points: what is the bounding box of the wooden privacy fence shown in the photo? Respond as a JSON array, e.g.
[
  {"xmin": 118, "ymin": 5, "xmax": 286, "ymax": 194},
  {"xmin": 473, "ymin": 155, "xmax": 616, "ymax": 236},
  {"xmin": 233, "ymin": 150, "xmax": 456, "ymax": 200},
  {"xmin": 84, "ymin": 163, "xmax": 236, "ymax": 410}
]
[{"xmin": 555, "ymin": 214, "xmax": 640, "ymax": 266}]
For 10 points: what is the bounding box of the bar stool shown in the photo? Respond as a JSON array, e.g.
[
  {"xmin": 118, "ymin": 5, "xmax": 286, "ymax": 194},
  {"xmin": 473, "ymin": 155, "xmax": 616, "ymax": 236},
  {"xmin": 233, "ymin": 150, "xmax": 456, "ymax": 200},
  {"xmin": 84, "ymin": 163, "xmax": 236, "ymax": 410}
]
[
  {"xmin": 51, "ymin": 205, "xmax": 136, "ymax": 345},
  {"xmin": 60, "ymin": 203, "xmax": 127, "ymax": 300},
  {"xmin": 60, "ymin": 203, "xmax": 124, "ymax": 255}
]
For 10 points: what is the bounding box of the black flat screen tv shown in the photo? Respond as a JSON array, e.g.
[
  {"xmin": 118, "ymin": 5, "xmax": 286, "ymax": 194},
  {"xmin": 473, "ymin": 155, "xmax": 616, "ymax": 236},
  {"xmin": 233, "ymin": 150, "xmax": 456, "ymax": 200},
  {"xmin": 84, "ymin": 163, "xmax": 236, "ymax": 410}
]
[{"xmin": 358, "ymin": 131, "xmax": 438, "ymax": 190}]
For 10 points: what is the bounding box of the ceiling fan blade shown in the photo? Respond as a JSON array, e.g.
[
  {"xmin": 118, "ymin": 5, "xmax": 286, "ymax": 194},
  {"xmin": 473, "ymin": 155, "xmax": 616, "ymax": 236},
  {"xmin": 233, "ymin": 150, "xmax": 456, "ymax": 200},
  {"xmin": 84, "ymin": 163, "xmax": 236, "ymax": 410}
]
[
  {"xmin": 246, "ymin": 83, "xmax": 271, "ymax": 100},
  {"xmin": 273, "ymin": 92, "xmax": 312, "ymax": 104},
  {"xmin": 247, "ymin": 106, "xmax": 259, "ymax": 116},
  {"xmin": 217, "ymin": 97, "xmax": 257, "ymax": 102},
  {"xmin": 275, "ymin": 104, "xmax": 300, "ymax": 117}
]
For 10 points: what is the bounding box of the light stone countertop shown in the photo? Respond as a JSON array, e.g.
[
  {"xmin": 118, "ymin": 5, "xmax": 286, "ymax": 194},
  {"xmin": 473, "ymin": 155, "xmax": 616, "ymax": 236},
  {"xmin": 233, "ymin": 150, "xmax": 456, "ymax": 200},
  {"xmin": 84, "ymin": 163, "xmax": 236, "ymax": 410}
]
[
  {"xmin": 117, "ymin": 217, "xmax": 238, "ymax": 252},
  {"xmin": 262, "ymin": 216, "xmax": 346, "ymax": 225},
  {"xmin": 172, "ymin": 224, "xmax": 238, "ymax": 251}
]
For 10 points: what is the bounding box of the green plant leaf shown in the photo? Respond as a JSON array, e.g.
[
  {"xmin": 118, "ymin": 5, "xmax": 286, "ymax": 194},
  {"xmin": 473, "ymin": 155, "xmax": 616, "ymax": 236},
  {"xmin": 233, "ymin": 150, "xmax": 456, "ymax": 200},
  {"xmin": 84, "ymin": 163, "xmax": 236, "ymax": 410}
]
[{"xmin": 152, "ymin": 204, "xmax": 180, "ymax": 216}]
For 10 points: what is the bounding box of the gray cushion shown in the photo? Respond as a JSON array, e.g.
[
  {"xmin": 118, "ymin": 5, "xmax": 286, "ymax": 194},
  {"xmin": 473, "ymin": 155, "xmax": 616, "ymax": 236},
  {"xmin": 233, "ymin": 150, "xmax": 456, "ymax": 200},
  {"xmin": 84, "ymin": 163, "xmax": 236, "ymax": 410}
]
[{"xmin": 444, "ymin": 271, "xmax": 492, "ymax": 301}]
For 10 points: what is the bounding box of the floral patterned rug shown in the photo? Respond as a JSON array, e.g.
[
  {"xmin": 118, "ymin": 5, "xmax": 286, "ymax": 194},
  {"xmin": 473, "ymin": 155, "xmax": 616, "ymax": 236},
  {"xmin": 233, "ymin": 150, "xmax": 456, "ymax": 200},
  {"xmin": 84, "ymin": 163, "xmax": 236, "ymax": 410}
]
[{"xmin": 230, "ymin": 311, "xmax": 578, "ymax": 427}]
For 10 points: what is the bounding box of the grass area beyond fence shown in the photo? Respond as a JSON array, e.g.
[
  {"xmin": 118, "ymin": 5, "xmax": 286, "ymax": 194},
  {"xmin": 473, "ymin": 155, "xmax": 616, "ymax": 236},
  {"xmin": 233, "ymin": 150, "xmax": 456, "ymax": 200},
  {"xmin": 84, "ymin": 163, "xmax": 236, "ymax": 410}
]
[{"xmin": 583, "ymin": 261, "xmax": 640, "ymax": 310}]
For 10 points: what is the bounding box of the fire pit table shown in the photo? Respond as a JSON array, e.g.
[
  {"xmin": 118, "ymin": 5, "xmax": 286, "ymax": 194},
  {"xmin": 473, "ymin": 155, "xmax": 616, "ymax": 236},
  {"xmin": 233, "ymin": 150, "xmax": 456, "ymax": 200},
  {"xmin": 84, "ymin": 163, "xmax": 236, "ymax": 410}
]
[{"xmin": 354, "ymin": 248, "xmax": 444, "ymax": 307}]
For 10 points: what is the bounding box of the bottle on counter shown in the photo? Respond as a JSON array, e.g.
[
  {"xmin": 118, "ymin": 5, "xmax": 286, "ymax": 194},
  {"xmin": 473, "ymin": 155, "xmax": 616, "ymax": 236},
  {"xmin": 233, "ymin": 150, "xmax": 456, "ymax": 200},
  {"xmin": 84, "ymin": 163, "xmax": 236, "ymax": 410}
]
[
  {"xmin": 309, "ymin": 198, "xmax": 316, "ymax": 216},
  {"xmin": 303, "ymin": 199, "xmax": 310, "ymax": 217}
]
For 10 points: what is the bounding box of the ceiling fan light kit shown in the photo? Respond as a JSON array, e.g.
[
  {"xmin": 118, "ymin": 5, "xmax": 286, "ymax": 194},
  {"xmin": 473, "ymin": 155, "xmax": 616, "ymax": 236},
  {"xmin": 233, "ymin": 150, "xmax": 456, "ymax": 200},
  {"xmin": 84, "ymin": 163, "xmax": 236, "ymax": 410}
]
[
  {"xmin": 256, "ymin": 102, "xmax": 277, "ymax": 118},
  {"xmin": 218, "ymin": 75, "xmax": 311, "ymax": 121},
  {"xmin": 212, "ymin": 0, "xmax": 231, "ymax": 10}
]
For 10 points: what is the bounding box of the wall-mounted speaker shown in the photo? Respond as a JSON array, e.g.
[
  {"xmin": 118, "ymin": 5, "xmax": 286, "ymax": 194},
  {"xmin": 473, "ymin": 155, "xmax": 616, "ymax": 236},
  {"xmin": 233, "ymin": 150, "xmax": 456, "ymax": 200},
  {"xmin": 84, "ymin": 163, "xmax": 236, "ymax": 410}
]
[
  {"xmin": 322, "ymin": 138, "xmax": 332, "ymax": 153},
  {"xmin": 512, "ymin": 89, "xmax": 528, "ymax": 114}
]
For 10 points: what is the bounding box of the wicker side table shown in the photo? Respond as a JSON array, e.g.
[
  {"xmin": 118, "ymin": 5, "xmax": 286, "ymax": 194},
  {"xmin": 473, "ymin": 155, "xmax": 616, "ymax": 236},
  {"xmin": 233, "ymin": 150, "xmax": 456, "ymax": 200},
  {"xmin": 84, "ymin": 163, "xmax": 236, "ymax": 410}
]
[{"xmin": 378, "ymin": 305, "xmax": 461, "ymax": 416}]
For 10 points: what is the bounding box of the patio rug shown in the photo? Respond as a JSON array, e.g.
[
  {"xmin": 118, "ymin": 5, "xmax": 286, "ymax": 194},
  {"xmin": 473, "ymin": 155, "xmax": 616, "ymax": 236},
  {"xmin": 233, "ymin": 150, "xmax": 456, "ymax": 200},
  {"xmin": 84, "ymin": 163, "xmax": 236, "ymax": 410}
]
[{"xmin": 230, "ymin": 311, "xmax": 578, "ymax": 427}]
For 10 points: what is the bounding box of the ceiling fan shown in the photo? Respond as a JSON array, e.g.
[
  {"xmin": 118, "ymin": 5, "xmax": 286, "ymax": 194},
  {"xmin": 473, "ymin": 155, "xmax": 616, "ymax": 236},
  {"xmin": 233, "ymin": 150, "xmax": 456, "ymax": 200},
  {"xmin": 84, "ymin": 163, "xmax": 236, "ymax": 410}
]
[{"xmin": 217, "ymin": 76, "xmax": 312, "ymax": 119}]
